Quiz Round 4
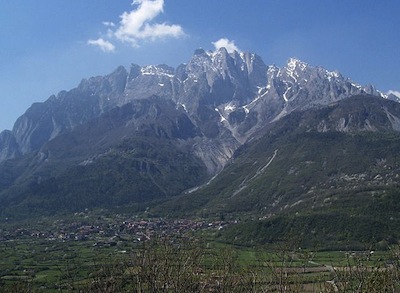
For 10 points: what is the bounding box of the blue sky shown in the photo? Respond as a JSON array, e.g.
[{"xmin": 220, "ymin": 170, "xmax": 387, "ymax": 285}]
[{"xmin": 1, "ymin": 0, "xmax": 400, "ymax": 131}]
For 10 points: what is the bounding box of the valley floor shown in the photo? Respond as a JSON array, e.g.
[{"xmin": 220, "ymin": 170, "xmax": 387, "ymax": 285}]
[{"xmin": 1, "ymin": 212, "xmax": 400, "ymax": 292}]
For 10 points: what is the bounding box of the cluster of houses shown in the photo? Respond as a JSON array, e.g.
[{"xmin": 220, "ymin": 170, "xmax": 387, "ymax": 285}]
[{"xmin": 0, "ymin": 217, "xmax": 234, "ymax": 244}]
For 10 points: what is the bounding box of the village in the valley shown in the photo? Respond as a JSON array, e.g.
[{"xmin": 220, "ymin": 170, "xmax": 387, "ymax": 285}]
[{"xmin": 0, "ymin": 210, "xmax": 234, "ymax": 246}]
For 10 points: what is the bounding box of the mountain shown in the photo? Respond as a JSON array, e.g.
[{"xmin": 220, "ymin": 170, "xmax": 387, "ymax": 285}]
[
  {"xmin": 0, "ymin": 49, "xmax": 384, "ymax": 165},
  {"xmin": 157, "ymin": 94, "xmax": 400, "ymax": 248},
  {"xmin": 0, "ymin": 47, "xmax": 398, "ymax": 223}
]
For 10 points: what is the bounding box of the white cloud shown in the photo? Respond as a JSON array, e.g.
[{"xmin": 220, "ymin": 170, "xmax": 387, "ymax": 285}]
[
  {"xmin": 388, "ymin": 90, "xmax": 400, "ymax": 98},
  {"xmin": 89, "ymin": 0, "xmax": 185, "ymax": 50},
  {"xmin": 102, "ymin": 21, "xmax": 115, "ymax": 27},
  {"xmin": 87, "ymin": 38, "xmax": 116, "ymax": 53},
  {"xmin": 212, "ymin": 38, "xmax": 241, "ymax": 53}
]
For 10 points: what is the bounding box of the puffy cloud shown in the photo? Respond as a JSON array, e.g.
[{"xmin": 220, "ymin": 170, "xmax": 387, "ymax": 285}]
[
  {"xmin": 89, "ymin": 0, "xmax": 185, "ymax": 50},
  {"xmin": 212, "ymin": 38, "xmax": 241, "ymax": 53},
  {"xmin": 115, "ymin": 0, "xmax": 184, "ymax": 46},
  {"xmin": 87, "ymin": 38, "xmax": 116, "ymax": 53}
]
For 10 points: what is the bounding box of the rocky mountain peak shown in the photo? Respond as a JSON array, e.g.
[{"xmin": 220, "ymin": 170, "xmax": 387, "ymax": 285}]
[
  {"xmin": 140, "ymin": 64, "xmax": 175, "ymax": 77},
  {"xmin": 77, "ymin": 65, "xmax": 128, "ymax": 104},
  {"xmin": 387, "ymin": 92, "xmax": 400, "ymax": 103},
  {"xmin": 285, "ymin": 58, "xmax": 308, "ymax": 75},
  {"xmin": 0, "ymin": 47, "xmax": 394, "ymax": 168},
  {"xmin": 193, "ymin": 48, "xmax": 206, "ymax": 56}
]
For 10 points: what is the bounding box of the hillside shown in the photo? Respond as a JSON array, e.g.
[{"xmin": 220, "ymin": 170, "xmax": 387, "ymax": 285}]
[
  {"xmin": 155, "ymin": 95, "xmax": 400, "ymax": 248},
  {"xmin": 0, "ymin": 98, "xmax": 208, "ymax": 217}
]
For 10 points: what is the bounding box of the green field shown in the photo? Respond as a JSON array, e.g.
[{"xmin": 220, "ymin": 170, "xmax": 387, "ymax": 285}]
[{"xmin": 0, "ymin": 229, "xmax": 399, "ymax": 292}]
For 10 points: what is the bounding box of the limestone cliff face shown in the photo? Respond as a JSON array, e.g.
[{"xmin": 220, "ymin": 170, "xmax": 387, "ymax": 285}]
[
  {"xmin": 0, "ymin": 130, "xmax": 20, "ymax": 161},
  {"xmin": 0, "ymin": 48, "xmax": 389, "ymax": 173}
]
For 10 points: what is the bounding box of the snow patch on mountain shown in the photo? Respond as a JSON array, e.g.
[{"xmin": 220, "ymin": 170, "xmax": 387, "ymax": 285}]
[
  {"xmin": 215, "ymin": 108, "xmax": 227, "ymax": 122},
  {"xmin": 285, "ymin": 58, "xmax": 307, "ymax": 82},
  {"xmin": 141, "ymin": 65, "xmax": 174, "ymax": 77}
]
